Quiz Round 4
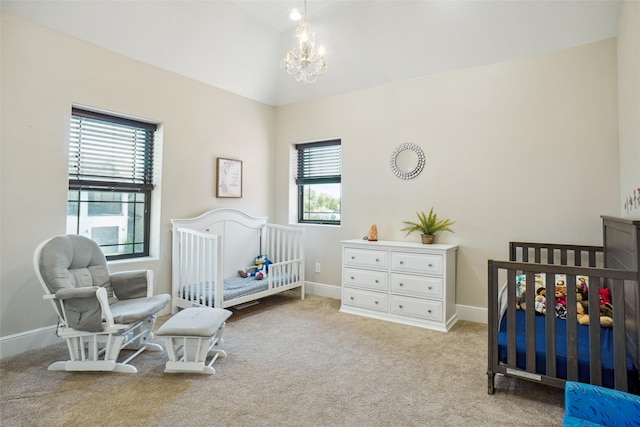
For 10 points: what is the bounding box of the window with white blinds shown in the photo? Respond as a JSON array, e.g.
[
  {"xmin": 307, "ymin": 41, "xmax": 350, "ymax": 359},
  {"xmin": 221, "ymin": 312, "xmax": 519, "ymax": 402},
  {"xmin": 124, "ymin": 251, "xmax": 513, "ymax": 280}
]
[
  {"xmin": 295, "ymin": 140, "xmax": 341, "ymax": 224},
  {"xmin": 67, "ymin": 108, "xmax": 157, "ymax": 259}
]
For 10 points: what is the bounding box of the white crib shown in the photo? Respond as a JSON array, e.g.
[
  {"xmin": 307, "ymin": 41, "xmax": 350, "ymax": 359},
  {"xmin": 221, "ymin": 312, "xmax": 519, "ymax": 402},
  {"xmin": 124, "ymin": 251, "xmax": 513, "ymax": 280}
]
[{"xmin": 170, "ymin": 208, "xmax": 305, "ymax": 313}]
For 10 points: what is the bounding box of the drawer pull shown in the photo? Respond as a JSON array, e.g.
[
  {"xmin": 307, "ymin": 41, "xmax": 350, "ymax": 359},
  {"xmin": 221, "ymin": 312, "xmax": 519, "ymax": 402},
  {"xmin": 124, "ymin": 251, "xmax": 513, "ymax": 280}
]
[
  {"xmin": 350, "ymin": 296, "xmax": 354, "ymax": 300},
  {"xmin": 351, "ymin": 256, "xmax": 355, "ymax": 260},
  {"xmin": 399, "ymin": 305, "xmax": 403, "ymax": 309},
  {"xmin": 428, "ymin": 286, "xmax": 432, "ymax": 290},
  {"xmin": 376, "ymin": 258, "xmax": 380, "ymax": 262},
  {"xmin": 427, "ymin": 309, "xmax": 432, "ymax": 313},
  {"xmin": 375, "ymin": 301, "xmax": 379, "ymax": 304},
  {"xmin": 399, "ymin": 261, "xmax": 404, "ymax": 264},
  {"xmin": 428, "ymin": 263, "xmax": 433, "ymax": 267},
  {"xmin": 350, "ymin": 276, "xmax": 355, "ymax": 280},
  {"xmin": 375, "ymin": 279, "xmax": 379, "ymax": 283},
  {"xmin": 399, "ymin": 283, "xmax": 404, "ymax": 287}
]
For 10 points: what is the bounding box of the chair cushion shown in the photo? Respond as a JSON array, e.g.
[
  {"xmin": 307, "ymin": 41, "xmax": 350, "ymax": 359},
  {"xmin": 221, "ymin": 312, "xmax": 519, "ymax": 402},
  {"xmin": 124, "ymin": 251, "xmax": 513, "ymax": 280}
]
[
  {"xmin": 109, "ymin": 294, "xmax": 171, "ymax": 324},
  {"xmin": 65, "ymin": 294, "xmax": 103, "ymax": 332},
  {"xmin": 39, "ymin": 235, "xmax": 110, "ymax": 294},
  {"xmin": 111, "ymin": 270, "xmax": 149, "ymax": 300}
]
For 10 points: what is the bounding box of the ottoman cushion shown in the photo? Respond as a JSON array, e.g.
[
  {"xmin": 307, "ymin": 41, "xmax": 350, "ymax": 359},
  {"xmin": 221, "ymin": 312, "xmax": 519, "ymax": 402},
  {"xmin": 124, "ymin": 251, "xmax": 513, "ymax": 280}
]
[{"xmin": 157, "ymin": 308, "xmax": 232, "ymax": 337}]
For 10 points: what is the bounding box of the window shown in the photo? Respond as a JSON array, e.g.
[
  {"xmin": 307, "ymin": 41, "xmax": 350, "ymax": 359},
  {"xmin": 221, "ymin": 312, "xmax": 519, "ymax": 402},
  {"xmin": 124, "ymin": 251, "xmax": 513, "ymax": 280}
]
[
  {"xmin": 67, "ymin": 108, "xmax": 157, "ymax": 259},
  {"xmin": 295, "ymin": 140, "xmax": 341, "ymax": 225}
]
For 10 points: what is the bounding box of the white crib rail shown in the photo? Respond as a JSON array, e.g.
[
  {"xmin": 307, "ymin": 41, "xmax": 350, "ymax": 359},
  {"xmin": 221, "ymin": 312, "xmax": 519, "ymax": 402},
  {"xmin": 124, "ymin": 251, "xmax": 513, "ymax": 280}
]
[
  {"xmin": 263, "ymin": 224, "xmax": 305, "ymax": 296},
  {"xmin": 171, "ymin": 227, "xmax": 222, "ymax": 312}
]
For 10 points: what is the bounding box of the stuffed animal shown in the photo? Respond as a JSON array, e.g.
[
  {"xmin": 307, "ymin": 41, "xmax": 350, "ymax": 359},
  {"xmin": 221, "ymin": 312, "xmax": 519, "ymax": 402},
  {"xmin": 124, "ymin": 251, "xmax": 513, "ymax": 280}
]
[
  {"xmin": 534, "ymin": 294, "xmax": 546, "ymax": 315},
  {"xmin": 577, "ymin": 300, "xmax": 613, "ymax": 328},
  {"xmin": 599, "ymin": 288, "xmax": 612, "ymax": 305},
  {"xmin": 577, "ymin": 277, "xmax": 588, "ymax": 294},
  {"xmin": 599, "ymin": 303, "xmax": 614, "ymax": 327},
  {"xmin": 575, "ymin": 284, "xmax": 587, "ymax": 303},
  {"xmin": 516, "ymin": 285, "xmax": 527, "ymax": 310},
  {"xmin": 554, "ymin": 281, "xmax": 567, "ymax": 319},
  {"xmin": 577, "ymin": 301, "xmax": 589, "ymax": 325},
  {"xmin": 238, "ymin": 254, "xmax": 272, "ymax": 280}
]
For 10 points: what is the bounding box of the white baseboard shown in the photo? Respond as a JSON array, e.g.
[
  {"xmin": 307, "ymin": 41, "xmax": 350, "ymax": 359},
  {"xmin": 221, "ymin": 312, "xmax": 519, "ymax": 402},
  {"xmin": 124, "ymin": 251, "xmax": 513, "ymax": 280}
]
[
  {"xmin": 455, "ymin": 304, "xmax": 488, "ymax": 324},
  {"xmin": 2, "ymin": 285, "xmax": 487, "ymax": 359},
  {"xmin": 0, "ymin": 324, "xmax": 60, "ymax": 359},
  {"xmin": 304, "ymin": 281, "xmax": 342, "ymax": 299}
]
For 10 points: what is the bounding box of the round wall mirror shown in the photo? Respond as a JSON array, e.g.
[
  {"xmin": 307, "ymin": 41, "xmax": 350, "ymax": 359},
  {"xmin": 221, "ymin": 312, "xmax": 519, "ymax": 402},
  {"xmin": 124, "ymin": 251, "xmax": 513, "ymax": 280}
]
[{"xmin": 390, "ymin": 143, "xmax": 425, "ymax": 179}]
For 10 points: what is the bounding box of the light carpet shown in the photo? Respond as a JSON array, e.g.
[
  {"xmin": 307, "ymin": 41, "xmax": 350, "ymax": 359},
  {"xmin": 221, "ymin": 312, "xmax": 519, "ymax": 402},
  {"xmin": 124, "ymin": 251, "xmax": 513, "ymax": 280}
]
[{"xmin": 0, "ymin": 292, "xmax": 564, "ymax": 426}]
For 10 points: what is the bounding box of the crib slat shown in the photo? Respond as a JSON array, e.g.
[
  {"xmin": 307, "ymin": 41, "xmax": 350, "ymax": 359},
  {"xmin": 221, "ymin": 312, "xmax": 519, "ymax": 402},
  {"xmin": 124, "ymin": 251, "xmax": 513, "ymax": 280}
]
[
  {"xmin": 611, "ymin": 278, "xmax": 628, "ymax": 391},
  {"xmin": 574, "ymin": 250, "xmax": 582, "ymax": 267},
  {"xmin": 525, "ymin": 272, "xmax": 536, "ymax": 374},
  {"xmin": 545, "ymin": 272, "xmax": 557, "ymax": 378},
  {"xmin": 534, "ymin": 248, "xmax": 541, "ymax": 264},
  {"xmin": 565, "ymin": 274, "xmax": 579, "ymax": 381},
  {"xmin": 587, "ymin": 276, "xmax": 602, "ymax": 386},
  {"xmin": 507, "ymin": 270, "xmax": 517, "ymax": 369}
]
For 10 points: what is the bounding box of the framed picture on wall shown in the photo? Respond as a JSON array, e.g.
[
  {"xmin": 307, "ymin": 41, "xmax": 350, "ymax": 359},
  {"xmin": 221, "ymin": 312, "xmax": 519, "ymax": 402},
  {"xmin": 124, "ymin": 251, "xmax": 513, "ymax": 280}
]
[{"xmin": 216, "ymin": 157, "xmax": 242, "ymax": 198}]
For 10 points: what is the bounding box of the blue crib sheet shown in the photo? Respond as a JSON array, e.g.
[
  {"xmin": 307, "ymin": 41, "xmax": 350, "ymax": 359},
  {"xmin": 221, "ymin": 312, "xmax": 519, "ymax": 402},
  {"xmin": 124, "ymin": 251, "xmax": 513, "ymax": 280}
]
[{"xmin": 498, "ymin": 310, "xmax": 638, "ymax": 390}]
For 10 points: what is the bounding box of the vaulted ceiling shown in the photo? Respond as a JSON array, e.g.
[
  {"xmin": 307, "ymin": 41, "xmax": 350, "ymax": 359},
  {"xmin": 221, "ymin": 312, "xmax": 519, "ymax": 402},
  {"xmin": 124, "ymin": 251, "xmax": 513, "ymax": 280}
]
[{"xmin": 1, "ymin": 1, "xmax": 622, "ymax": 106}]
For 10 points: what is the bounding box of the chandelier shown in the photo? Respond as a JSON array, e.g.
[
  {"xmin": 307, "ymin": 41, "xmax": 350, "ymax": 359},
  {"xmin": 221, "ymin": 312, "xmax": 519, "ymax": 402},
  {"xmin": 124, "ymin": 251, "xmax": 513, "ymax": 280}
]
[{"xmin": 282, "ymin": 0, "xmax": 327, "ymax": 83}]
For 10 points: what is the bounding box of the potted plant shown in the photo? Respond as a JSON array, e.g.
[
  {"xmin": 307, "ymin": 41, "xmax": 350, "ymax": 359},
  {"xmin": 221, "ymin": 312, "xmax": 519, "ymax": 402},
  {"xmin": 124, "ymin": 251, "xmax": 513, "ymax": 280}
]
[{"xmin": 401, "ymin": 208, "xmax": 455, "ymax": 244}]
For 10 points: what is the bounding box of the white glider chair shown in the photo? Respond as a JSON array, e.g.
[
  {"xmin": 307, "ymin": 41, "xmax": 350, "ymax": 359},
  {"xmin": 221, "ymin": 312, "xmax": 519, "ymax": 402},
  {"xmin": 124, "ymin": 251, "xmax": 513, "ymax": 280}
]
[{"xmin": 34, "ymin": 234, "xmax": 171, "ymax": 373}]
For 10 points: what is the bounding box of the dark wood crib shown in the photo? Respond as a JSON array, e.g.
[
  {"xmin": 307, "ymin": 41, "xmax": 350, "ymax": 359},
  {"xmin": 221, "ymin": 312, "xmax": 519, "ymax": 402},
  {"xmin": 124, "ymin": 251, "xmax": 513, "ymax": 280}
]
[{"xmin": 487, "ymin": 216, "xmax": 640, "ymax": 394}]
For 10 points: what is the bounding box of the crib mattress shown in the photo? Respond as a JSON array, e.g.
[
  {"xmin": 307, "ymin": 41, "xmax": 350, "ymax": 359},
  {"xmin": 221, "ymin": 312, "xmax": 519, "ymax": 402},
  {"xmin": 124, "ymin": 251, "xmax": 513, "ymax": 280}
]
[
  {"xmin": 498, "ymin": 310, "xmax": 638, "ymax": 389},
  {"xmin": 180, "ymin": 273, "xmax": 297, "ymax": 303}
]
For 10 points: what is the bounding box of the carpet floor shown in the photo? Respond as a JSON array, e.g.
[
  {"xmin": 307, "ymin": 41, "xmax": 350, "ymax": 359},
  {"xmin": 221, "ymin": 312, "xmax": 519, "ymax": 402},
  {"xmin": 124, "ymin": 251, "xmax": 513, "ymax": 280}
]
[{"xmin": 1, "ymin": 292, "xmax": 565, "ymax": 426}]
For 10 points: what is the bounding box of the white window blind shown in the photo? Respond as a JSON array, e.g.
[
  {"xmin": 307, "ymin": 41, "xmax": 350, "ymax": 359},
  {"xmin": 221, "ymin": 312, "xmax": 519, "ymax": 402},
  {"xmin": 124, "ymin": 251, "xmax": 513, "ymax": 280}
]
[
  {"xmin": 69, "ymin": 108, "xmax": 156, "ymax": 190},
  {"xmin": 295, "ymin": 140, "xmax": 342, "ymax": 185}
]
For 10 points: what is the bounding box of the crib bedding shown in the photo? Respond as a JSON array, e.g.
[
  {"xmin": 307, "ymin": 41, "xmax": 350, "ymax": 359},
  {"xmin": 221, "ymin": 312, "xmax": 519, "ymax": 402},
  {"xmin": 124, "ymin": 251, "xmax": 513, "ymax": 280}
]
[
  {"xmin": 498, "ymin": 309, "xmax": 638, "ymax": 390},
  {"xmin": 181, "ymin": 272, "xmax": 297, "ymax": 304}
]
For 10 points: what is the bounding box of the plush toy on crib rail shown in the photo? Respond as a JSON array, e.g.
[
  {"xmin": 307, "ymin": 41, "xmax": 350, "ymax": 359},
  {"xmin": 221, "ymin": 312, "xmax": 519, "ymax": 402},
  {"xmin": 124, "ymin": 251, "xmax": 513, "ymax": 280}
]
[{"xmin": 238, "ymin": 254, "xmax": 272, "ymax": 280}]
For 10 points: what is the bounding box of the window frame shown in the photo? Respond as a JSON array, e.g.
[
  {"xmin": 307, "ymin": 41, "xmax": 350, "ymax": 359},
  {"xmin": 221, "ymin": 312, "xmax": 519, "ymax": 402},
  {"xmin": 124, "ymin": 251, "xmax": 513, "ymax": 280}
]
[
  {"xmin": 67, "ymin": 107, "xmax": 157, "ymax": 260},
  {"xmin": 295, "ymin": 139, "xmax": 342, "ymax": 225}
]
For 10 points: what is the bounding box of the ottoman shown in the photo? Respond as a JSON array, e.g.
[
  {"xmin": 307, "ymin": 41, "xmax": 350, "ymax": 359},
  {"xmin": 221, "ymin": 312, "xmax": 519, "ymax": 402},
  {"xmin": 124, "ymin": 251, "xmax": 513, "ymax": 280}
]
[{"xmin": 157, "ymin": 307, "xmax": 232, "ymax": 374}]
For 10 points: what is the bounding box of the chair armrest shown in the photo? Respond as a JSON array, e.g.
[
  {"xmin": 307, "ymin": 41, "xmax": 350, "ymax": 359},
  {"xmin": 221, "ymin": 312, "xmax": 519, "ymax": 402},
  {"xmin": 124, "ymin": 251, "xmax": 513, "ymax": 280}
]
[
  {"xmin": 564, "ymin": 382, "xmax": 640, "ymax": 426},
  {"xmin": 111, "ymin": 270, "xmax": 153, "ymax": 300},
  {"xmin": 55, "ymin": 287, "xmax": 100, "ymax": 300},
  {"xmin": 55, "ymin": 287, "xmax": 113, "ymax": 332}
]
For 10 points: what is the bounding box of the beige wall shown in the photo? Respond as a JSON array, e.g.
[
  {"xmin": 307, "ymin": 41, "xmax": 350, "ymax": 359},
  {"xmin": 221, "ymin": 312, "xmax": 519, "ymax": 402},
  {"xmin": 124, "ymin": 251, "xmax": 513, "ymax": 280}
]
[
  {"xmin": 0, "ymin": 13, "xmax": 275, "ymax": 339},
  {"xmin": 0, "ymin": 8, "xmax": 631, "ymax": 355},
  {"xmin": 274, "ymin": 38, "xmax": 620, "ymax": 308},
  {"xmin": 617, "ymin": 0, "xmax": 640, "ymax": 217}
]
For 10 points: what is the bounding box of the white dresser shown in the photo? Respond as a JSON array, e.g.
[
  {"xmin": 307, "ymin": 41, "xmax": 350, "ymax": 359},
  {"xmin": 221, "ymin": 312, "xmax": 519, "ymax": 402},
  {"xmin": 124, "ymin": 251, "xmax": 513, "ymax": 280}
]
[{"xmin": 340, "ymin": 239, "xmax": 458, "ymax": 332}]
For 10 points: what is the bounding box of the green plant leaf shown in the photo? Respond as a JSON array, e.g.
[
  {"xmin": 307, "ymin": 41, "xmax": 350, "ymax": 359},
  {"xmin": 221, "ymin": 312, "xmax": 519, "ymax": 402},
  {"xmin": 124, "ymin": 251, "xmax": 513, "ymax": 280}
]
[{"xmin": 400, "ymin": 207, "xmax": 455, "ymax": 236}]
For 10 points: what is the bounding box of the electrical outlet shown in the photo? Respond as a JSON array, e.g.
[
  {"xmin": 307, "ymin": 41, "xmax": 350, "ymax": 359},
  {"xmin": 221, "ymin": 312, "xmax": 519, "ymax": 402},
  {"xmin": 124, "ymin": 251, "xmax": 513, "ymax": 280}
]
[{"xmin": 315, "ymin": 263, "xmax": 321, "ymax": 273}]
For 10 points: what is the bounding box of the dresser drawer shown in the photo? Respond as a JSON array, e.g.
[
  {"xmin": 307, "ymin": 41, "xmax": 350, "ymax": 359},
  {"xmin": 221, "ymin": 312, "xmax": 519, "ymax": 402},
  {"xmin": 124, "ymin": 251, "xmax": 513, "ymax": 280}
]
[
  {"xmin": 344, "ymin": 248, "xmax": 389, "ymax": 269},
  {"xmin": 390, "ymin": 295, "xmax": 442, "ymax": 321},
  {"xmin": 343, "ymin": 287, "xmax": 388, "ymax": 312},
  {"xmin": 343, "ymin": 268, "xmax": 388, "ymax": 291},
  {"xmin": 391, "ymin": 251, "xmax": 443, "ymax": 275},
  {"xmin": 390, "ymin": 273, "xmax": 443, "ymax": 299}
]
